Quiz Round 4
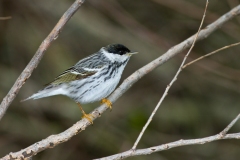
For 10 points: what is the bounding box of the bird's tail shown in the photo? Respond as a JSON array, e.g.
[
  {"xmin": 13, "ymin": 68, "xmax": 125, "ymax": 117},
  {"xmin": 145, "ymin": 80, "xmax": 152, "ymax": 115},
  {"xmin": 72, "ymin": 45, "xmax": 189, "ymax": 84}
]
[{"xmin": 21, "ymin": 85, "xmax": 63, "ymax": 102}]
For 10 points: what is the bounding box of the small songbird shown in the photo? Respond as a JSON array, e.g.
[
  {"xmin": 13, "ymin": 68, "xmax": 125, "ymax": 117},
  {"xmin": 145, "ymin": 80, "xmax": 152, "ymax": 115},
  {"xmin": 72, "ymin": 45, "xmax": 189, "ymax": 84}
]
[{"xmin": 23, "ymin": 44, "xmax": 138, "ymax": 123}]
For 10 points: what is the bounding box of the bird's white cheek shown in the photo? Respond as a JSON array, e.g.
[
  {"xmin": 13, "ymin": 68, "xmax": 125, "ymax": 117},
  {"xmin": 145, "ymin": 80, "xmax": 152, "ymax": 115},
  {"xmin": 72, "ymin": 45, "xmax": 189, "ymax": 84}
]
[{"xmin": 102, "ymin": 49, "xmax": 129, "ymax": 63}]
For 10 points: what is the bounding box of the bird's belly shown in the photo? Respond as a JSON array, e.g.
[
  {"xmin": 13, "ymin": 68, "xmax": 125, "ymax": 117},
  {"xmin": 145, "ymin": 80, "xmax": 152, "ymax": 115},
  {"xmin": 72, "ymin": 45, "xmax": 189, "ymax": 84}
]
[{"xmin": 67, "ymin": 75, "xmax": 121, "ymax": 104}]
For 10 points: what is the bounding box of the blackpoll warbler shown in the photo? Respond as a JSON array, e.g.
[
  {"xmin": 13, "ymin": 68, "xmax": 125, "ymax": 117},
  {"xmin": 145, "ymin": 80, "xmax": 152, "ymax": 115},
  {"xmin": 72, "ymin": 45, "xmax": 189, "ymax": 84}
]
[{"xmin": 23, "ymin": 44, "xmax": 138, "ymax": 123}]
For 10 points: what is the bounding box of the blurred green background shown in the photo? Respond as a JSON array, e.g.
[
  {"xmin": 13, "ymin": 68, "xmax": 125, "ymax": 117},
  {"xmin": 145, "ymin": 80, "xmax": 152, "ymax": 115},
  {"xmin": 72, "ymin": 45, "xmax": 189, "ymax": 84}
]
[{"xmin": 1, "ymin": 0, "xmax": 240, "ymax": 159}]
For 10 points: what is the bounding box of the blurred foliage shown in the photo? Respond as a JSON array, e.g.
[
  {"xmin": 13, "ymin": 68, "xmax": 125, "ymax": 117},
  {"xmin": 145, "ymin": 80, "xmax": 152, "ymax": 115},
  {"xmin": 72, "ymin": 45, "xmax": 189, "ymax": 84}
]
[{"xmin": 1, "ymin": 0, "xmax": 240, "ymax": 159}]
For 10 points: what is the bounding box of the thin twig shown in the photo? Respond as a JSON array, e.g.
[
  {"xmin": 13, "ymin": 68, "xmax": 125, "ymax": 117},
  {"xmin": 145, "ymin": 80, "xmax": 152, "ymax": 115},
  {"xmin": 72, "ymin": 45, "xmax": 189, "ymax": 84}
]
[
  {"xmin": 1, "ymin": 3, "xmax": 240, "ymax": 160},
  {"xmin": 220, "ymin": 113, "xmax": 240, "ymax": 136},
  {"xmin": 0, "ymin": 0, "xmax": 86, "ymax": 120},
  {"xmin": 183, "ymin": 42, "xmax": 240, "ymax": 68},
  {"xmin": 131, "ymin": 0, "xmax": 209, "ymax": 150}
]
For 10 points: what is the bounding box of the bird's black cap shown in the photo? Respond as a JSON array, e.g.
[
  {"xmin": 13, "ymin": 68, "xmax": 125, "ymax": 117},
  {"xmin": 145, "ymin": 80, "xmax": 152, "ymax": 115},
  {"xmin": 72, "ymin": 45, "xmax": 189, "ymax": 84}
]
[{"xmin": 105, "ymin": 44, "xmax": 130, "ymax": 55}]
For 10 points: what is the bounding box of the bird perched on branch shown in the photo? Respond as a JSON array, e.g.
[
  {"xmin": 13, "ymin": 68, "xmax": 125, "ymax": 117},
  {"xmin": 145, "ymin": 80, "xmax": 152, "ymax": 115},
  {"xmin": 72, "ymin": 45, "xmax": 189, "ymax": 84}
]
[{"xmin": 23, "ymin": 44, "xmax": 138, "ymax": 123}]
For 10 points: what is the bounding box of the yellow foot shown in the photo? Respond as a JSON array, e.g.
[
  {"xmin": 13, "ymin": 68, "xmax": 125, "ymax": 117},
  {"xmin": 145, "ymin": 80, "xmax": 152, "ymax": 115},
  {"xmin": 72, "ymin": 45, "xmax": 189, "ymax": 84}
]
[
  {"xmin": 76, "ymin": 102, "xmax": 94, "ymax": 124},
  {"xmin": 82, "ymin": 113, "xmax": 94, "ymax": 124},
  {"xmin": 101, "ymin": 98, "xmax": 112, "ymax": 110}
]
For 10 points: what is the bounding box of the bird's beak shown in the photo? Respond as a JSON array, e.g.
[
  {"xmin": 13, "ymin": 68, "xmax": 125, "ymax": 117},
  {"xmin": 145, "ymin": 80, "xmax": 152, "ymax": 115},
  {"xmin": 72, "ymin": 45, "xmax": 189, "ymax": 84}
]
[{"xmin": 127, "ymin": 51, "xmax": 138, "ymax": 56}]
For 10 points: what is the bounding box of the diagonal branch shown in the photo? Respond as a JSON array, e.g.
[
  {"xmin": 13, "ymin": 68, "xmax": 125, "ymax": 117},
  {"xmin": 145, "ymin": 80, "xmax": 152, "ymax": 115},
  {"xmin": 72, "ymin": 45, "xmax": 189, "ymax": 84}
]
[
  {"xmin": 220, "ymin": 113, "xmax": 240, "ymax": 136},
  {"xmin": 107, "ymin": 4, "xmax": 240, "ymax": 108},
  {"xmin": 1, "ymin": 3, "xmax": 240, "ymax": 160},
  {"xmin": 0, "ymin": 0, "xmax": 86, "ymax": 120},
  {"xmin": 183, "ymin": 42, "xmax": 240, "ymax": 68}
]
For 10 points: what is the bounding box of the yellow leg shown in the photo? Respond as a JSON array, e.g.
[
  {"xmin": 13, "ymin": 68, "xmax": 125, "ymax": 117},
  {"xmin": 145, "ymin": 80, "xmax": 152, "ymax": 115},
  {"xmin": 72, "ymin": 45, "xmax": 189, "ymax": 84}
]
[
  {"xmin": 76, "ymin": 102, "xmax": 93, "ymax": 124},
  {"xmin": 101, "ymin": 98, "xmax": 112, "ymax": 110}
]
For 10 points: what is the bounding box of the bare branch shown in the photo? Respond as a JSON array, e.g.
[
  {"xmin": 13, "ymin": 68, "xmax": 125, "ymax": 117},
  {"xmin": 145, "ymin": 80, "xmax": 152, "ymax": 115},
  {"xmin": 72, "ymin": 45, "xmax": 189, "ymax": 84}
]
[
  {"xmin": 0, "ymin": 0, "xmax": 86, "ymax": 120},
  {"xmin": 1, "ymin": 3, "xmax": 240, "ymax": 160},
  {"xmin": 131, "ymin": 0, "xmax": 208, "ymax": 150},
  {"xmin": 182, "ymin": 41, "xmax": 240, "ymax": 68},
  {"xmin": 220, "ymin": 113, "xmax": 240, "ymax": 136}
]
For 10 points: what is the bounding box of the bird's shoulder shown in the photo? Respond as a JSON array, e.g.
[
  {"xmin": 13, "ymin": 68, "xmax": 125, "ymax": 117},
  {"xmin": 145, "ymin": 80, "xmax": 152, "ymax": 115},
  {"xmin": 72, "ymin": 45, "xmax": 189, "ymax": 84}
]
[
  {"xmin": 46, "ymin": 64, "xmax": 106, "ymax": 86},
  {"xmin": 45, "ymin": 53, "xmax": 108, "ymax": 86}
]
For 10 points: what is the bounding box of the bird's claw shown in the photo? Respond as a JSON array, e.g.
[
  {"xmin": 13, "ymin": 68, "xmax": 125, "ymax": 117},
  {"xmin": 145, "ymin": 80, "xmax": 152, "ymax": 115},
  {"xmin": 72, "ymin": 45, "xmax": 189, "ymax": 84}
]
[
  {"xmin": 82, "ymin": 113, "xmax": 94, "ymax": 124},
  {"xmin": 101, "ymin": 98, "xmax": 112, "ymax": 110}
]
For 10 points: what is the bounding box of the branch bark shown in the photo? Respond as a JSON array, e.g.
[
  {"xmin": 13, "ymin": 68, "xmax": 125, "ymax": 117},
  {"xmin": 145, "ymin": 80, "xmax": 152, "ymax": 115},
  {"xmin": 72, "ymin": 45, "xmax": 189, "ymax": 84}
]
[
  {"xmin": 0, "ymin": 0, "xmax": 86, "ymax": 120},
  {"xmin": 1, "ymin": 3, "xmax": 240, "ymax": 160}
]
